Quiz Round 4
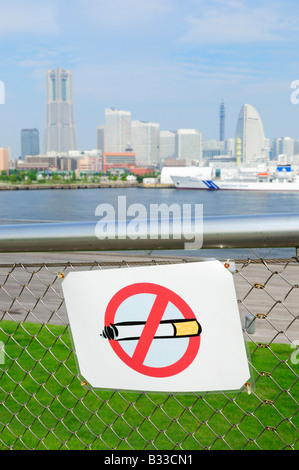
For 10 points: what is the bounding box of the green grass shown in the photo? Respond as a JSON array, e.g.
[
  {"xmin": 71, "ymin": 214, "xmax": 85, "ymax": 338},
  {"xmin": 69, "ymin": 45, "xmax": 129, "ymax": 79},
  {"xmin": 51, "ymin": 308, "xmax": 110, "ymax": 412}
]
[{"xmin": 0, "ymin": 320, "xmax": 298, "ymax": 450}]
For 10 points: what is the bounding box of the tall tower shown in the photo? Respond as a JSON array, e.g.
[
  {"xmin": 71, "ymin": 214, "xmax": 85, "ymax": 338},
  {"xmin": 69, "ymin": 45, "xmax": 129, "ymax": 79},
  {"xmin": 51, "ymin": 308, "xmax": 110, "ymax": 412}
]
[
  {"xmin": 44, "ymin": 67, "xmax": 77, "ymax": 154},
  {"xmin": 159, "ymin": 130, "xmax": 176, "ymax": 161},
  {"xmin": 131, "ymin": 120, "xmax": 160, "ymax": 165},
  {"xmin": 175, "ymin": 129, "xmax": 202, "ymax": 164},
  {"xmin": 21, "ymin": 128, "xmax": 40, "ymax": 157},
  {"xmin": 104, "ymin": 108, "xmax": 131, "ymax": 153},
  {"xmin": 219, "ymin": 99, "xmax": 225, "ymax": 142},
  {"xmin": 235, "ymin": 104, "xmax": 266, "ymax": 163}
]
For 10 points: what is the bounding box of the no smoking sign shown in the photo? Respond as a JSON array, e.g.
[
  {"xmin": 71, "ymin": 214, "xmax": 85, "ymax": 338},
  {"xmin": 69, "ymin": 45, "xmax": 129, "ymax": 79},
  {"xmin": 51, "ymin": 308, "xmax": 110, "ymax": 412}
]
[
  {"xmin": 62, "ymin": 261, "xmax": 250, "ymax": 393},
  {"xmin": 103, "ymin": 282, "xmax": 201, "ymax": 378}
]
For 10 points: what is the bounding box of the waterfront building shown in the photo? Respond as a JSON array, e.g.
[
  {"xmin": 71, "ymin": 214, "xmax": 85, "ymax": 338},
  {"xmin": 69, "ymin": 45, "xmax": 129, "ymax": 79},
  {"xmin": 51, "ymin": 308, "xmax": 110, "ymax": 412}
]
[
  {"xmin": 17, "ymin": 149, "xmax": 103, "ymax": 174},
  {"xmin": 163, "ymin": 159, "xmax": 186, "ymax": 167},
  {"xmin": 102, "ymin": 151, "xmax": 154, "ymax": 176},
  {"xmin": 131, "ymin": 120, "xmax": 160, "ymax": 166},
  {"xmin": 225, "ymin": 138, "xmax": 235, "ymax": 158},
  {"xmin": 159, "ymin": 130, "xmax": 176, "ymax": 162},
  {"xmin": 71, "ymin": 149, "xmax": 102, "ymax": 173},
  {"xmin": 17, "ymin": 154, "xmax": 59, "ymax": 171},
  {"xmin": 202, "ymin": 139, "xmax": 226, "ymax": 159},
  {"xmin": 59, "ymin": 157, "xmax": 77, "ymax": 172},
  {"xmin": 279, "ymin": 137, "xmax": 294, "ymax": 157},
  {"xmin": 175, "ymin": 129, "xmax": 202, "ymax": 164},
  {"xmin": 21, "ymin": 128, "xmax": 40, "ymax": 158},
  {"xmin": 96, "ymin": 125, "xmax": 105, "ymax": 152},
  {"xmin": 77, "ymin": 155, "xmax": 102, "ymax": 174},
  {"xmin": 0, "ymin": 147, "xmax": 9, "ymax": 174},
  {"xmin": 103, "ymin": 152, "xmax": 136, "ymax": 173},
  {"xmin": 273, "ymin": 138, "xmax": 281, "ymax": 159},
  {"xmin": 202, "ymin": 138, "xmax": 236, "ymax": 161},
  {"xmin": 264, "ymin": 137, "xmax": 270, "ymax": 159},
  {"xmin": 272, "ymin": 137, "xmax": 298, "ymax": 162},
  {"xmin": 104, "ymin": 108, "xmax": 131, "ymax": 153},
  {"xmin": 235, "ymin": 104, "xmax": 266, "ymax": 163},
  {"xmin": 44, "ymin": 67, "xmax": 77, "ymax": 154}
]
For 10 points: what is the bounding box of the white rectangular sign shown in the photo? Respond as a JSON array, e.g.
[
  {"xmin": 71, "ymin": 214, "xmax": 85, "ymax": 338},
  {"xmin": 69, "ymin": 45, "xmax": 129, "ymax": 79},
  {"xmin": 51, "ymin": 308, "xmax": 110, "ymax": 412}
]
[{"xmin": 62, "ymin": 261, "xmax": 250, "ymax": 393}]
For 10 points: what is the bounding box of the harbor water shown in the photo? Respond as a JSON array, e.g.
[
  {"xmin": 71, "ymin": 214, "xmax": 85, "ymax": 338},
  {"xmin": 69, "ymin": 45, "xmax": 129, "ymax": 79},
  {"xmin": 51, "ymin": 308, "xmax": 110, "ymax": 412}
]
[{"xmin": 0, "ymin": 186, "xmax": 298, "ymax": 259}]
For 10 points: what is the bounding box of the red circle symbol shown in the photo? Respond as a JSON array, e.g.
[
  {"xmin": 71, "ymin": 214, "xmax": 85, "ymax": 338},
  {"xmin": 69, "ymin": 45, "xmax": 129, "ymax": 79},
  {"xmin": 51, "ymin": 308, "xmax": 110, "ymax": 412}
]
[{"xmin": 104, "ymin": 283, "xmax": 201, "ymax": 378}]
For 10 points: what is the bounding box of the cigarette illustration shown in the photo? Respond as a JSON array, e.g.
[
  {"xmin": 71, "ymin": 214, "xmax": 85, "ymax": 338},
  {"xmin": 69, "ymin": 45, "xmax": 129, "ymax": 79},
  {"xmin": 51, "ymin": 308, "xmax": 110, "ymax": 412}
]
[{"xmin": 101, "ymin": 319, "xmax": 202, "ymax": 341}]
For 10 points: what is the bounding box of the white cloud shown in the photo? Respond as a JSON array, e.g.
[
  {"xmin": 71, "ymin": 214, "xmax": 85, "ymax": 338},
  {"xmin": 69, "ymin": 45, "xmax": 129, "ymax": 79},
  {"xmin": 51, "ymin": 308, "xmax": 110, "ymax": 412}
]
[
  {"xmin": 74, "ymin": 0, "xmax": 174, "ymax": 28},
  {"xmin": 0, "ymin": 0, "xmax": 57, "ymax": 36},
  {"xmin": 179, "ymin": 1, "xmax": 299, "ymax": 45}
]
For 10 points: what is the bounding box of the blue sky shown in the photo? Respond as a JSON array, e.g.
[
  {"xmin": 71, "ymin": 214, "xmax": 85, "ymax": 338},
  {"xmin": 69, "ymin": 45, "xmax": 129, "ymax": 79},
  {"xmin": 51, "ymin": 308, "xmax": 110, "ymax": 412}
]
[{"xmin": 0, "ymin": 0, "xmax": 299, "ymax": 158}]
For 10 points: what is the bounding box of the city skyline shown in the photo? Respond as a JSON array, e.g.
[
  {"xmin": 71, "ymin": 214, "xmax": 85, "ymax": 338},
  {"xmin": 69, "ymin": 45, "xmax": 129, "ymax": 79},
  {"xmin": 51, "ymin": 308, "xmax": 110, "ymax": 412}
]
[
  {"xmin": 10, "ymin": 99, "xmax": 299, "ymax": 164},
  {"xmin": 0, "ymin": 0, "xmax": 299, "ymax": 158}
]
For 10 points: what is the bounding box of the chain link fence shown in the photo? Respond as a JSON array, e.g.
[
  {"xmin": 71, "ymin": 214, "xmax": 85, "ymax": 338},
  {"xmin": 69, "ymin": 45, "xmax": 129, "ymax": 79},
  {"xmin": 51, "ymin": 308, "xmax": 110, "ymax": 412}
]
[{"xmin": 0, "ymin": 256, "xmax": 298, "ymax": 450}]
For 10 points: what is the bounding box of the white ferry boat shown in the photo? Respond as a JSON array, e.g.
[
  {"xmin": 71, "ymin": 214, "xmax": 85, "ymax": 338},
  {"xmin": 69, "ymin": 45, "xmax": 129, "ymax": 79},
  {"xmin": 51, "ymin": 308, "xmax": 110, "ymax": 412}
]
[{"xmin": 171, "ymin": 166, "xmax": 299, "ymax": 191}]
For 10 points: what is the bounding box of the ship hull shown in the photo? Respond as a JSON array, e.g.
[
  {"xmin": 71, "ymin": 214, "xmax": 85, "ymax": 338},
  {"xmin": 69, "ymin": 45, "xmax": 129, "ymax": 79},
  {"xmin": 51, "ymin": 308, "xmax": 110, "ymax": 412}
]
[{"xmin": 172, "ymin": 176, "xmax": 299, "ymax": 191}]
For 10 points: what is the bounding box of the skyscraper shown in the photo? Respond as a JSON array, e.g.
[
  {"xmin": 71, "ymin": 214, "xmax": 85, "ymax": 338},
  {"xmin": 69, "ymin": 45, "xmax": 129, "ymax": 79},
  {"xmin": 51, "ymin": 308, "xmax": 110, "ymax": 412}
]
[
  {"xmin": 104, "ymin": 108, "xmax": 131, "ymax": 153},
  {"xmin": 235, "ymin": 104, "xmax": 266, "ymax": 164},
  {"xmin": 175, "ymin": 129, "xmax": 202, "ymax": 164},
  {"xmin": 131, "ymin": 120, "xmax": 160, "ymax": 165},
  {"xmin": 159, "ymin": 130, "xmax": 176, "ymax": 162},
  {"xmin": 44, "ymin": 67, "xmax": 77, "ymax": 153},
  {"xmin": 96, "ymin": 125, "xmax": 105, "ymax": 152},
  {"xmin": 219, "ymin": 100, "xmax": 225, "ymax": 141},
  {"xmin": 278, "ymin": 137, "xmax": 295, "ymax": 157},
  {"xmin": 21, "ymin": 128, "xmax": 40, "ymax": 158}
]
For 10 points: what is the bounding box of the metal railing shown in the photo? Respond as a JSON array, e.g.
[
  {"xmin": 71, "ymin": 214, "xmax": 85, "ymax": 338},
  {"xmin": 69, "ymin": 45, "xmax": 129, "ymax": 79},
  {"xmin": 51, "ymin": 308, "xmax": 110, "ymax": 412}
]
[
  {"xmin": 0, "ymin": 214, "xmax": 298, "ymax": 450},
  {"xmin": 0, "ymin": 212, "xmax": 299, "ymax": 252}
]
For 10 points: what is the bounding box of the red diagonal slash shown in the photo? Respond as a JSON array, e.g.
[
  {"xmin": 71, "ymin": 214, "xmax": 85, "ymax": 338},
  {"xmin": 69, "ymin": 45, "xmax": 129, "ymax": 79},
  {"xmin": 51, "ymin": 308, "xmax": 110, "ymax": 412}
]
[
  {"xmin": 131, "ymin": 294, "xmax": 169, "ymax": 365},
  {"xmin": 105, "ymin": 282, "xmax": 201, "ymax": 378}
]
